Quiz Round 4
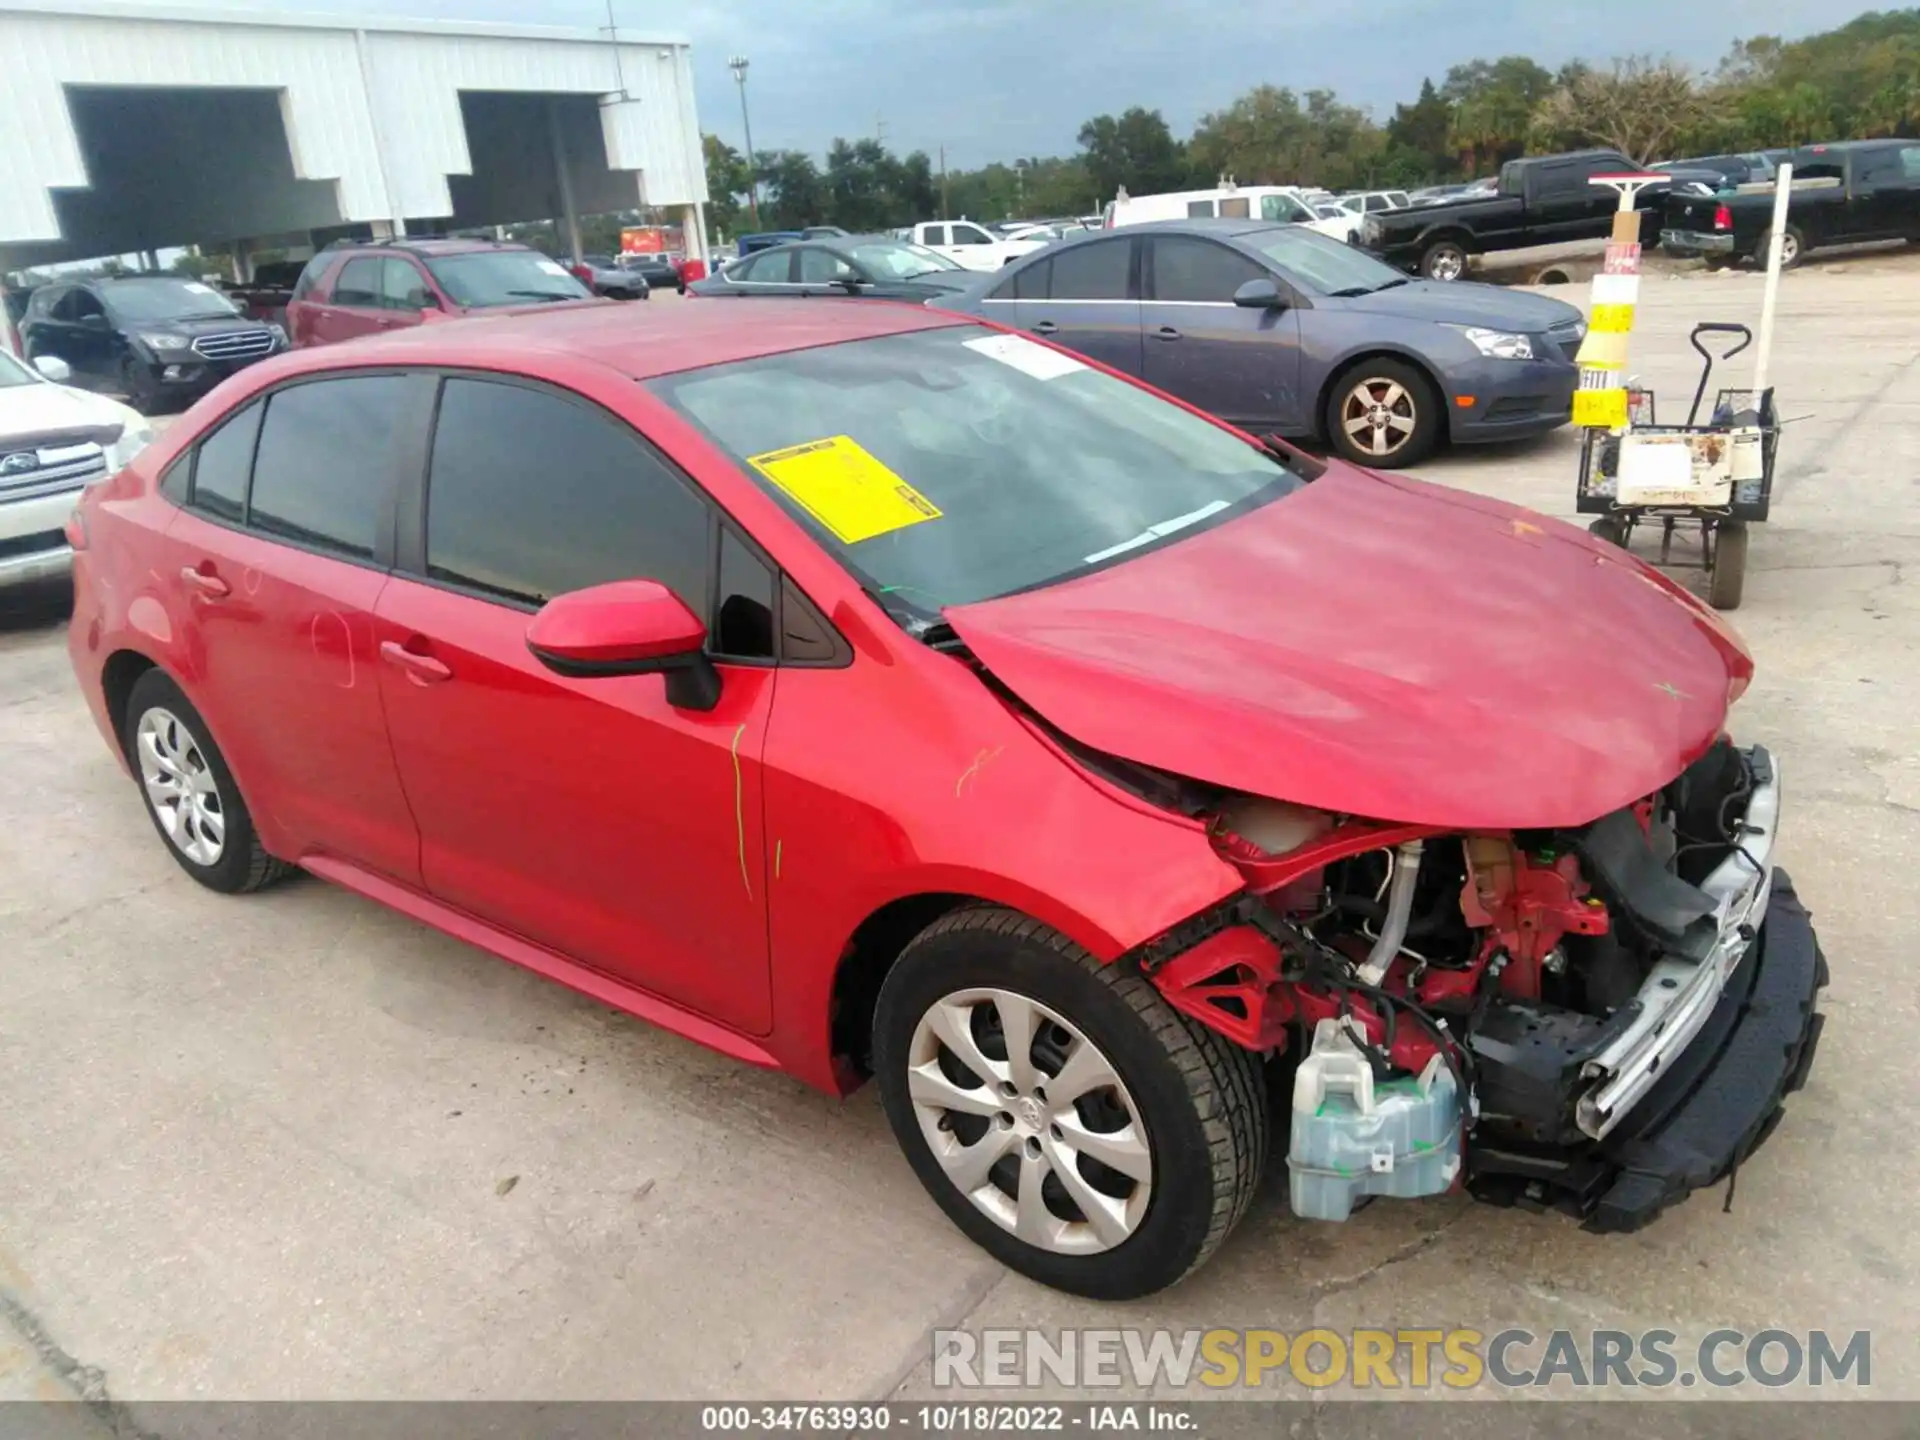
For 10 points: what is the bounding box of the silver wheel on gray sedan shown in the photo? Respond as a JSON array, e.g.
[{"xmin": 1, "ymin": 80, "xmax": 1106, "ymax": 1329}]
[
  {"xmin": 1341, "ymin": 377, "xmax": 1419, "ymax": 459},
  {"xmin": 135, "ymin": 706, "xmax": 226, "ymax": 865},
  {"xmin": 906, "ymin": 986, "xmax": 1152, "ymax": 1255}
]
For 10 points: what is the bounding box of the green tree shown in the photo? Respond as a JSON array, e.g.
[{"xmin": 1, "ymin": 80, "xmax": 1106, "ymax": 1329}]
[
  {"xmin": 703, "ymin": 134, "xmax": 751, "ymax": 234},
  {"xmin": 755, "ymin": 151, "xmax": 825, "ymax": 231},
  {"xmin": 1077, "ymin": 107, "xmax": 1191, "ymax": 202},
  {"xmin": 1386, "ymin": 78, "xmax": 1456, "ymax": 179},
  {"xmin": 1531, "ymin": 56, "xmax": 1714, "ymax": 165},
  {"xmin": 1443, "ymin": 56, "xmax": 1555, "ymax": 172}
]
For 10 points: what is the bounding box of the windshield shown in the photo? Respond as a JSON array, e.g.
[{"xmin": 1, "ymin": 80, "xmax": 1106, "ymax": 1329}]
[
  {"xmin": 101, "ymin": 280, "xmax": 240, "ymax": 323},
  {"xmin": 849, "ymin": 241, "xmax": 963, "ymax": 278},
  {"xmin": 1245, "ymin": 227, "xmax": 1408, "ymax": 296},
  {"xmin": 648, "ymin": 326, "xmax": 1305, "ymax": 615},
  {"xmin": 0, "ymin": 349, "xmax": 38, "ymax": 388},
  {"xmin": 424, "ymin": 251, "xmax": 592, "ymax": 307}
]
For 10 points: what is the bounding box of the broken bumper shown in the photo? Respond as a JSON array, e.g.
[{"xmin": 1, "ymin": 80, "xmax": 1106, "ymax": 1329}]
[{"xmin": 1586, "ymin": 866, "xmax": 1826, "ymax": 1231}]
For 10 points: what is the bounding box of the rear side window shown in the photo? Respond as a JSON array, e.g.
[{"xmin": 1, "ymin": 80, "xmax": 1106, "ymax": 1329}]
[
  {"xmin": 997, "ymin": 256, "xmax": 1051, "ymax": 301},
  {"xmin": 290, "ymin": 253, "xmax": 334, "ymax": 301},
  {"xmin": 188, "ymin": 402, "xmax": 263, "ymax": 524},
  {"xmin": 1150, "ymin": 237, "xmax": 1264, "ymax": 303},
  {"xmin": 331, "ymin": 258, "xmax": 384, "ymax": 307},
  {"xmin": 424, "ymin": 378, "xmax": 711, "ymax": 611},
  {"xmin": 1186, "ymin": 200, "xmax": 1215, "ymax": 218},
  {"xmin": 1049, "ymin": 239, "xmax": 1132, "ymax": 300},
  {"xmin": 247, "ymin": 376, "xmax": 411, "ymax": 559},
  {"xmin": 715, "ymin": 527, "xmax": 775, "ymax": 659},
  {"xmin": 1218, "ymin": 197, "xmax": 1251, "ymax": 218}
]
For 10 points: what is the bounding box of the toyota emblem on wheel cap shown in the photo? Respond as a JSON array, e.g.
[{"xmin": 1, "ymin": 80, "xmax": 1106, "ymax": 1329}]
[{"xmin": 0, "ymin": 452, "xmax": 40, "ymax": 476}]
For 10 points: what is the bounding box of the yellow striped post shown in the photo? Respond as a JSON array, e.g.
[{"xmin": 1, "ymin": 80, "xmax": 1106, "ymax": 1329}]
[{"xmin": 1573, "ymin": 174, "xmax": 1665, "ymax": 431}]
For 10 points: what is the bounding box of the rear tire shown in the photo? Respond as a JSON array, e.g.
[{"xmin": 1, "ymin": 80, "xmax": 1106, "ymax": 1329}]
[
  {"xmin": 1756, "ymin": 224, "xmax": 1806, "ymax": 270},
  {"xmin": 1420, "ymin": 238, "xmax": 1469, "ymax": 281},
  {"xmin": 122, "ymin": 670, "xmax": 292, "ymax": 894},
  {"xmin": 1709, "ymin": 521, "xmax": 1748, "ymax": 610},
  {"xmin": 873, "ymin": 907, "xmax": 1267, "ymax": 1300},
  {"xmin": 1325, "ymin": 357, "xmax": 1442, "ymax": 469}
]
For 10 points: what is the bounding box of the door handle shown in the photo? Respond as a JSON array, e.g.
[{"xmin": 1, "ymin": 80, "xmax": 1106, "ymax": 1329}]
[
  {"xmin": 1029, "ymin": 320, "xmax": 1058, "ymax": 335},
  {"xmin": 1153, "ymin": 326, "xmax": 1183, "ymax": 341},
  {"xmin": 179, "ymin": 566, "xmax": 230, "ymax": 599},
  {"xmin": 380, "ymin": 639, "xmax": 453, "ymax": 685}
]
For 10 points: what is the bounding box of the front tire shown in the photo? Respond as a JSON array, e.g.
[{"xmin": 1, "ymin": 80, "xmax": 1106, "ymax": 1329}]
[
  {"xmin": 873, "ymin": 908, "xmax": 1267, "ymax": 1300},
  {"xmin": 1589, "ymin": 514, "xmax": 1630, "ymax": 547},
  {"xmin": 1325, "ymin": 358, "xmax": 1442, "ymax": 468},
  {"xmin": 119, "ymin": 356, "xmax": 157, "ymax": 416},
  {"xmin": 123, "ymin": 670, "xmax": 292, "ymax": 894}
]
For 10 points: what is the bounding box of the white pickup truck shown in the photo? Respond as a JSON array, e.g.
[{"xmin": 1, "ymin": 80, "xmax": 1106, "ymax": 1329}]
[{"xmin": 903, "ymin": 220, "xmax": 1047, "ymax": 272}]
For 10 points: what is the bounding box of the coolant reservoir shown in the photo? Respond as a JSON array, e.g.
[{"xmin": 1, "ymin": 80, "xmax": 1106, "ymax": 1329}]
[
  {"xmin": 1214, "ymin": 797, "xmax": 1332, "ymax": 856},
  {"xmin": 1288, "ymin": 1019, "xmax": 1462, "ymax": 1222}
]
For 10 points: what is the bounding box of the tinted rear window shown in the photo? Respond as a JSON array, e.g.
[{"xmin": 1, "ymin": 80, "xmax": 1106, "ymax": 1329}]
[
  {"xmin": 247, "ymin": 376, "xmax": 412, "ymax": 559},
  {"xmin": 1049, "ymin": 239, "xmax": 1132, "ymax": 300},
  {"xmin": 189, "ymin": 402, "xmax": 262, "ymax": 524}
]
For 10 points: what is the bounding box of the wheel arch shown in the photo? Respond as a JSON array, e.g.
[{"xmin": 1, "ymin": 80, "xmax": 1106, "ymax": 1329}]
[
  {"xmin": 100, "ymin": 647, "xmax": 161, "ymax": 759},
  {"xmin": 1416, "ymin": 225, "xmax": 1477, "ymax": 257},
  {"xmin": 1313, "ymin": 347, "xmax": 1453, "ymax": 445}
]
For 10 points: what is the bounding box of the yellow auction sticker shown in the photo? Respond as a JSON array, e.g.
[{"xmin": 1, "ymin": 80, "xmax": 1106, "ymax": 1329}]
[
  {"xmin": 747, "ymin": 435, "xmax": 943, "ymax": 545},
  {"xmin": 1572, "ymin": 388, "xmax": 1629, "ymax": 428}
]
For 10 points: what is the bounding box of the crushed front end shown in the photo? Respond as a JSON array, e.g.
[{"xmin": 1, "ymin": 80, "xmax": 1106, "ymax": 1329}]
[{"xmin": 1137, "ymin": 740, "xmax": 1826, "ymax": 1231}]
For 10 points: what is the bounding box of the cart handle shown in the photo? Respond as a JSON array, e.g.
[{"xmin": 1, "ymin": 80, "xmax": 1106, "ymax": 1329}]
[
  {"xmin": 1688, "ymin": 323, "xmax": 1754, "ymax": 426},
  {"xmin": 1690, "ymin": 322, "xmax": 1753, "ymax": 363}
]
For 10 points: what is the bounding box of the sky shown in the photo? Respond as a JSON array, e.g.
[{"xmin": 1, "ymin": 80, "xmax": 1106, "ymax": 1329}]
[{"xmin": 209, "ymin": 0, "xmax": 1865, "ymax": 170}]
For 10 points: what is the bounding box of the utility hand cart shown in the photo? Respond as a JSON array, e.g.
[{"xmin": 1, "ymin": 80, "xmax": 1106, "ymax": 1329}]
[{"xmin": 1576, "ymin": 321, "xmax": 1780, "ymax": 611}]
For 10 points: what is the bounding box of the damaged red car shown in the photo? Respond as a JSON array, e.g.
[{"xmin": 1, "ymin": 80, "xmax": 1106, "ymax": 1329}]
[{"xmin": 68, "ymin": 300, "xmax": 1825, "ymax": 1299}]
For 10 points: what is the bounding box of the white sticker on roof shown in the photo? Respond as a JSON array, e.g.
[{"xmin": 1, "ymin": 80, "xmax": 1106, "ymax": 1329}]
[
  {"xmin": 963, "ymin": 333, "xmax": 1087, "ymax": 381},
  {"xmin": 183, "ymin": 282, "xmax": 216, "ymax": 296},
  {"xmin": 536, "ymin": 259, "xmax": 573, "ymax": 277}
]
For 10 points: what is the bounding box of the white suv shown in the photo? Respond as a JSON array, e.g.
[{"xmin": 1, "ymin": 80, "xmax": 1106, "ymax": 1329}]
[{"xmin": 0, "ymin": 348, "xmax": 151, "ymax": 590}]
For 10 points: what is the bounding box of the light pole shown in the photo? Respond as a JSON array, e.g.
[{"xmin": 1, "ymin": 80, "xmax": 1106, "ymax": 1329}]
[{"xmin": 728, "ymin": 55, "xmax": 761, "ymax": 230}]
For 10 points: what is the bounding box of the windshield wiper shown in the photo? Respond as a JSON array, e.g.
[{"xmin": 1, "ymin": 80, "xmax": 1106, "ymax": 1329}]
[
  {"xmin": 1372, "ymin": 278, "xmax": 1411, "ymax": 292},
  {"xmin": 505, "ymin": 290, "xmax": 578, "ymax": 302}
]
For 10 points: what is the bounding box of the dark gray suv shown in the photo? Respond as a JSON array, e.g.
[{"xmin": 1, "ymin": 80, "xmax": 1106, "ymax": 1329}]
[{"xmin": 935, "ymin": 220, "xmax": 1586, "ymax": 468}]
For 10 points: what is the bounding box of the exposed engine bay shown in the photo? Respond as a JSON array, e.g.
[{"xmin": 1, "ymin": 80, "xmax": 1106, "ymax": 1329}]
[{"xmin": 1126, "ymin": 737, "xmax": 1826, "ymax": 1231}]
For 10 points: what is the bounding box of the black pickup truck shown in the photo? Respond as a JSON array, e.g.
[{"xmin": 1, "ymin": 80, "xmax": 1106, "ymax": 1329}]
[
  {"xmin": 1662, "ymin": 138, "xmax": 1920, "ymax": 269},
  {"xmin": 1359, "ymin": 149, "xmax": 1698, "ymax": 280}
]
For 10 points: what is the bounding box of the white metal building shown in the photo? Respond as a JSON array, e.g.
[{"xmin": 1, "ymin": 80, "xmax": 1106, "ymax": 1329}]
[{"xmin": 0, "ymin": 0, "xmax": 711, "ymax": 275}]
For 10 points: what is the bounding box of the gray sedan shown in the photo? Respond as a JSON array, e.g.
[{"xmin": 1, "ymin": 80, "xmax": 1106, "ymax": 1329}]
[{"xmin": 934, "ymin": 219, "xmax": 1586, "ymax": 468}]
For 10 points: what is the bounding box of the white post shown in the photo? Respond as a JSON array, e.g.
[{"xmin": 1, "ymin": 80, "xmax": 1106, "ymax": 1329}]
[{"xmin": 1751, "ymin": 161, "xmax": 1793, "ymax": 402}]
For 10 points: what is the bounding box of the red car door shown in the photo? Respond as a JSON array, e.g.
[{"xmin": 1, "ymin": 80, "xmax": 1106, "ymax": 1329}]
[
  {"xmin": 311, "ymin": 256, "xmax": 405, "ymax": 345},
  {"xmin": 372, "ymin": 375, "xmax": 776, "ymax": 1033},
  {"xmin": 153, "ymin": 374, "xmax": 428, "ymax": 882}
]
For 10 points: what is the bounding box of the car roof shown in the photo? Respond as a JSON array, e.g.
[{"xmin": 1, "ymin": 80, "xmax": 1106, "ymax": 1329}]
[
  {"xmin": 1101, "ymin": 218, "xmax": 1292, "ymax": 238},
  {"xmin": 277, "ymin": 296, "xmax": 974, "ymax": 381},
  {"xmin": 329, "ymin": 237, "xmax": 524, "ymax": 258}
]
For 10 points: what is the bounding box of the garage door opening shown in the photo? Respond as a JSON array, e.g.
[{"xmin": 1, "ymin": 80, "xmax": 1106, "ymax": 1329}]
[{"xmin": 40, "ymin": 85, "xmax": 346, "ymax": 267}]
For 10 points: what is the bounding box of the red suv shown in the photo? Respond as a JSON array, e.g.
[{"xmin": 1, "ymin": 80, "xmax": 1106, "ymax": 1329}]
[
  {"xmin": 286, "ymin": 238, "xmax": 594, "ymax": 347},
  {"xmin": 66, "ymin": 300, "xmax": 1823, "ymax": 1300}
]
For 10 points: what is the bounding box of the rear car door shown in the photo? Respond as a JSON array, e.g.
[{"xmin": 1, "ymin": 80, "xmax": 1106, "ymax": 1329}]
[
  {"xmin": 1851, "ymin": 145, "xmax": 1920, "ymax": 240},
  {"xmin": 1021, "ymin": 235, "xmax": 1142, "ymax": 376},
  {"xmin": 1140, "ymin": 234, "xmax": 1303, "ymax": 429},
  {"xmin": 372, "ymin": 375, "xmax": 776, "ymax": 1033},
  {"xmin": 151, "ymin": 373, "xmax": 427, "ymax": 882},
  {"xmin": 317, "ymin": 257, "xmax": 399, "ymax": 342},
  {"xmin": 723, "ymin": 250, "xmax": 798, "ymax": 294}
]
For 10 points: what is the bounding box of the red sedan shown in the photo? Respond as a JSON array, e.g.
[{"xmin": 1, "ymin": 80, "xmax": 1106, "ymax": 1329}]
[{"xmin": 67, "ymin": 300, "xmax": 1824, "ymax": 1299}]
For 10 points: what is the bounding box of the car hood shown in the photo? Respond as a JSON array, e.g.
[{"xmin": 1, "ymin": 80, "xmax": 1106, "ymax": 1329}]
[
  {"xmin": 944, "ymin": 465, "xmax": 1752, "ymax": 831},
  {"xmin": 1334, "ymin": 280, "xmax": 1583, "ymax": 332},
  {"xmin": 0, "ymin": 381, "xmax": 130, "ymax": 448},
  {"xmin": 129, "ymin": 313, "xmax": 271, "ymax": 338}
]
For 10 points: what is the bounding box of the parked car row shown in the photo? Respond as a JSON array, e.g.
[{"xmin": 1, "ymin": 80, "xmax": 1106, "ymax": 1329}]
[{"xmin": 1661, "ymin": 138, "xmax": 1920, "ymax": 269}]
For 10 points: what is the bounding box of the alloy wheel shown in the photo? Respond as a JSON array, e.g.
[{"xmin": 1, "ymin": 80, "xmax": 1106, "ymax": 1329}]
[
  {"xmin": 906, "ymin": 987, "xmax": 1153, "ymax": 1255},
  {"xmin": 1341, "ymin": 377, "xmax": 1419, "ymax": 459},
  {"xmin": 135, "ymin": 706, "xmax": 226, "ymax": 865},
  {"xmin": 1426, "ymin": 248, "xmax": 1466, "ymax": 281}
]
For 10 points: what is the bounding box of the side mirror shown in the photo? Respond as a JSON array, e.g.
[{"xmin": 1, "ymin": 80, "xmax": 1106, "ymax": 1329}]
[
  {"xmin": 32, "ymin": 355, "xmax": 72, "ymax": 383},
  {"xmin": 1233, "ymin": 277, "xmax": 1287, "ymax": 310},
  {"xmin": 525, "ymin": 580, "xmax": 720, "ymax": 710}
]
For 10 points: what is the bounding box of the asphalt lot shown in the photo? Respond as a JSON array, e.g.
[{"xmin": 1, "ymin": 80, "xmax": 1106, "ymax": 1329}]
[{"xmin": 2, "ymin": 255, "xmax": 1917, "ymax": 1418}]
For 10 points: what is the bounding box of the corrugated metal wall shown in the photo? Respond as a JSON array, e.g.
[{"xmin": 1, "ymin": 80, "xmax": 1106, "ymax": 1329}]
[{"xmin": 0, "ymin": 4, "xmax": 707, "ymax": 258}]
